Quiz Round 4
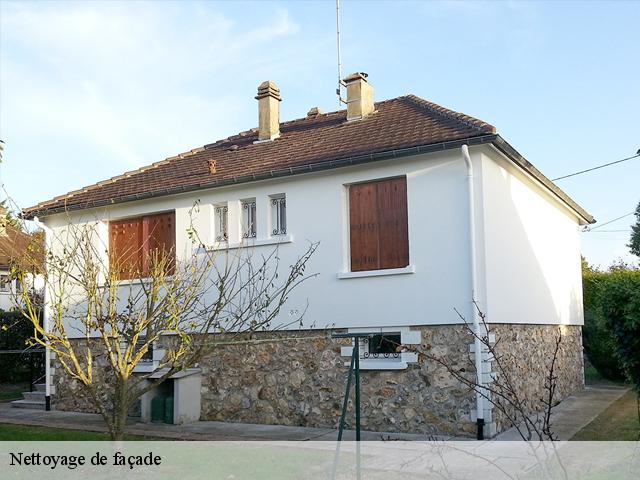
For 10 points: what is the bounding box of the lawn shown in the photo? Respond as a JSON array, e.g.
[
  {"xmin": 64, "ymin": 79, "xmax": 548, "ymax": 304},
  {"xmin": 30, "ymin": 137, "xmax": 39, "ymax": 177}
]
[
  {"xmin": 571, "ymin": 389, "xmax": 640, "ymax": 441},
  {"xmin": 0, "ymin": 423, "xmax": 160, "ymax": 441}
]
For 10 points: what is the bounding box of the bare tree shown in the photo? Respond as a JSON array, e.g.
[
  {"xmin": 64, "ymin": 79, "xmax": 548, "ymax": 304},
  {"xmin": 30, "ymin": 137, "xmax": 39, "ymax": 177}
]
[
  {"xmin": 409, "ymin": 303, "xmax": 564, "ymax": 442},
  {"xmin": 13, "ymin": 208, "xmax": 317, "ymax": 440}
]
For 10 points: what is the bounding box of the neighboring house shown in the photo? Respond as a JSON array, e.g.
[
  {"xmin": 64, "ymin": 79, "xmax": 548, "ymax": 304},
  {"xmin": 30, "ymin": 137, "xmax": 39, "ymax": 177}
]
[
  {"xmin": 0, "ymin": 208, "xmax": 43, "ymax": 311},
  {"xmin": 23, "ymin": 73, "xmax": 594, "ymax": 437}
]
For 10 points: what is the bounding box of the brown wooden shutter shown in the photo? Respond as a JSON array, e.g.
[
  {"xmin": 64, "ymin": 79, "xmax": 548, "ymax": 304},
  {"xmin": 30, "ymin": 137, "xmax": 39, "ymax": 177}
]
[
  {"xmin": 109, "ymin": 217, "xmax": 143, "ymax": 280},
  {"xmin": 349, "ymin": 177, "xmax": 409, "ymax": 272},
  {"xmin": 349, "ymin": 182, "xmax": 379, "ymax": 272},
  {"xmin": 377, "ymin": 177, "xmax": 409, "ymax": 269},
  {"xmin": 144, "ymin": 212, "xmax": 176, "ymax": 276}
]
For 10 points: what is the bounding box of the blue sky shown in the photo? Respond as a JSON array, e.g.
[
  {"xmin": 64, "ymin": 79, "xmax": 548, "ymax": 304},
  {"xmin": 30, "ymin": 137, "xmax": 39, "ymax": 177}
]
[{"xmin": 0, "ymin": 0, "xmax": 638, "ymax": 268}]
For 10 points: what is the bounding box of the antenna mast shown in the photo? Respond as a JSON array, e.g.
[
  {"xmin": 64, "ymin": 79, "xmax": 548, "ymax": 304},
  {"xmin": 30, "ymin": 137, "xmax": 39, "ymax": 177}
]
[{"xmin": 336, "ymin": 0, "xmax": 346, "ymax": 105}]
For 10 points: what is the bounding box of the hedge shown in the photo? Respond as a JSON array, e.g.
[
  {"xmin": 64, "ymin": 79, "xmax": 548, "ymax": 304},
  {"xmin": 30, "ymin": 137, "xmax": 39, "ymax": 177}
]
[{"xmin": 601, "ymin": 270, "xmax": 640, "ymax": 391}]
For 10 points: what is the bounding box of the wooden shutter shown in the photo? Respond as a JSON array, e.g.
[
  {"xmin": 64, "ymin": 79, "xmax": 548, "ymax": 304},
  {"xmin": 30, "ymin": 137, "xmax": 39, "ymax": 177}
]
[
  {"xmin": 378, "ymin": 177, "xmax": 409, "ymax": 269},
  {"xmin": 349, "ymin": 182, "xmax": 380, "ymax": 272},
  {"xmin": 144, "ymin": 212, "xmax": 176, "ymax": 275},
  {"xmin": 349, "ymin": 177, "xmax": 409, "ymax": 272},
  {"xmin": 109, "ymin": 217, "xmax": 144, "ymax": 280}
]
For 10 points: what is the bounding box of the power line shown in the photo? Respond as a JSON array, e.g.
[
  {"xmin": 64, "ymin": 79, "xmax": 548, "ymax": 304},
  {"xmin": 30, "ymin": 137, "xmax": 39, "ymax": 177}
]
[
  {"xmin": 583, "ymin": 211, "xmax": 635, "ymax": 232},
  {"xmin": 552, "ymin": 151, "xmax": 640, "ymax": 181}
]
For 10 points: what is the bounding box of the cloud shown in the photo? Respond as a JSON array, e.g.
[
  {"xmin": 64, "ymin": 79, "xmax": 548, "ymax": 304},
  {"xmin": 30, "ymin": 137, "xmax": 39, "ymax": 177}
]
[{"xmin": 0, "ymin": 1, "xmax": 301, "ymax": 172}]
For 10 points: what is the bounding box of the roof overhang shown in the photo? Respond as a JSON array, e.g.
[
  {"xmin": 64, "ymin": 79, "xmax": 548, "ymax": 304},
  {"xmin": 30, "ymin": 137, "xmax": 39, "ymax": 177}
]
[{"xmin": 22, "ymin": 133, "xmax": 594, "ymax": 224}]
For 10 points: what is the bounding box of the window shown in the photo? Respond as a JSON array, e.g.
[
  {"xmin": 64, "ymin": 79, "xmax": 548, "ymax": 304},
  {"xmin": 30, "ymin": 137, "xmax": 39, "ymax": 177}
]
[
  {"xmin": 214, "ymin": 204, "xmax": 228, "ymax": 242},
  {"xmin": 0, "ymin": 274, "xmax": 10, "ymax": 292},
  {"xmin": 270, "ymin": 194, "xmax": 286, "ymax": 236},
  {"xmin": 109, "ymin": 211, "xmax": 176, "ymax": 280},
  {"xmin": 241, "ymin": 199, "xmax": 257, "ymax": 238},
  {"xmin": 348, "ymin": 177, "xmax": 409, "ymax": 272},
  {"xmin": 364, "ymin": 333, "xmax": 401, "ymax": 359}
]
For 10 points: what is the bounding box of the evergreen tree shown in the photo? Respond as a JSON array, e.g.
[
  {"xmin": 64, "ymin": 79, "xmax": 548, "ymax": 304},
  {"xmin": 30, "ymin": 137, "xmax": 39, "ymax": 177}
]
[{"xmin": 629, "ymin": 201, "xmax": 640, "ymax": 257}]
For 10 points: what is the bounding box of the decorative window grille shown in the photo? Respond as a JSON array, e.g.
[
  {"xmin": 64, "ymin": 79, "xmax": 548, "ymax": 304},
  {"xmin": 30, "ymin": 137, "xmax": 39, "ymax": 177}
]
[
  {"xmin": 0, "ymin": 274, "xmax": 10, "ymax": 292},
  {"xmin": 363, "ymin": 333, "xmax": 401, "ymax": 359},
  {"xmin": 270, "ymin": 194, "xmax": 286, "ymax": 236},
  {"xmin": 214, "ymin": 205, "xmax": 228, "ymax": 242},
  {"xmin": 242, "ymin": 199, "xmax": 257, "ymax": 238}
]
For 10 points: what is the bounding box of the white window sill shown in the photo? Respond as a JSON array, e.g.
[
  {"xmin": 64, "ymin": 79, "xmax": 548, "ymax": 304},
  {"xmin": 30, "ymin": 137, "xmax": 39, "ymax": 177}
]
[
  {"xmin": 337, "ymin": 265, "xmax": 415, "ymax": 279},
  {"xmin": 207, "ymin": 234, "xmax": 293, "ymax": 251}
]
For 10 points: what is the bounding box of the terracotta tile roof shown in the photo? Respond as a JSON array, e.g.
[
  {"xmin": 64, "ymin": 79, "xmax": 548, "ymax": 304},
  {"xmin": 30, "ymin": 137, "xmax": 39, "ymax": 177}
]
[
  {"xmin": 23, "ymin": 94, "xmax": 593, "ymax": 223},
  {"xmin": 0, "ymin": 226, "xmax": 44, "ymax": 272}
]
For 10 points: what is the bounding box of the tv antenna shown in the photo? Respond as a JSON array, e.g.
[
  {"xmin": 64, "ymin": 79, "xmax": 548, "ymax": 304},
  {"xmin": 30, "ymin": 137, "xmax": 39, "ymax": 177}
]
[{"xmin": 336, "ymin": 0, "xmax": 347, "ymax": 106}]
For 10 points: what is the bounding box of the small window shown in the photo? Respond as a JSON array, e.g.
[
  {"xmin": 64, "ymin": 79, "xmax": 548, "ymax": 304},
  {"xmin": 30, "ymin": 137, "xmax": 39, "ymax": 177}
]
[
  {"xmin": 270, "ymin": 194, "xmax": 286, "ymax": 236},
  {"xmin": 0, "ymin": 274, "xmax": 10, "ymax": 292},
  {"xmin": 364, "ymin": 333, "xmax": 401, "ymax": 359},
  {"xmin": 135, "ymin": 339, "xmax": 154, "ymax": 363},
  {"xmin": 214, "ymin": 204, "xmax": 228, "ymax": 242},
  {"xmin": 241, "ymin": 199, "xmax": 257, "ymax": 238}
]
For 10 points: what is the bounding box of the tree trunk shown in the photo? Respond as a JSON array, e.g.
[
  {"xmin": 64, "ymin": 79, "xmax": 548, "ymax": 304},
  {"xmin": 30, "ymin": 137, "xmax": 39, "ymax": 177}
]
[{"xmin": 111, "ymin": 377, "xmax": 129, "ymax": 441}]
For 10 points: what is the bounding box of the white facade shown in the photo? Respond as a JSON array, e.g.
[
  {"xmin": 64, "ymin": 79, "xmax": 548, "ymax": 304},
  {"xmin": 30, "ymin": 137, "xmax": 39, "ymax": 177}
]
[{"xmin": 41, "ymin": 144, "xmax": 587, "ymax": 337}]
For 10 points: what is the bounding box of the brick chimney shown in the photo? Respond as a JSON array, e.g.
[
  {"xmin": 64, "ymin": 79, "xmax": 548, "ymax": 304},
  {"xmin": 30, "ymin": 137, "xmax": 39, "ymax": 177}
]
[
  {"xmin": 343, "ymin": 72, "xmax": 374, "ymax": 121},
  {"xmin": 255, "ymin": 81, "xmax": 281, "ymax": 141}
]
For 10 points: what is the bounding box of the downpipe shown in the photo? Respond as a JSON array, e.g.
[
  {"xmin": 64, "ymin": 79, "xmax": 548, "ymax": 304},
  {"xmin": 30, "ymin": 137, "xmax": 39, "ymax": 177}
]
[
  {"xmin": 461, "ymin": 145, "xmax": 485, "ymax": 440},
  {"xmin": 33, "ymin": 216, "xmax": 52, "ymax": 411}
]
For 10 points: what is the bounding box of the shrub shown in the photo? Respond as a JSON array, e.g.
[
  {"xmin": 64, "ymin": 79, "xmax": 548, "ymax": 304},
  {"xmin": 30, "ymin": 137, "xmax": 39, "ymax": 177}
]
[
  {"xmin": 0, "ymin": 310, "xmax": 43, "ymax": 384},
  {"xmin": 601, "ymin": 270, "xmax": 640, "ymax": 391},
  {"xmin": 582, "ymin": 271, "xmax": 626, "ymax": 381}
]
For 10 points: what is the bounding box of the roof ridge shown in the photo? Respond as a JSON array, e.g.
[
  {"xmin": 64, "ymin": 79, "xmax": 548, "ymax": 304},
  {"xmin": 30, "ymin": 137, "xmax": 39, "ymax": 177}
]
[{"xmin": 401, "ymin": 94, "xmax": 496, "ymax": 134}]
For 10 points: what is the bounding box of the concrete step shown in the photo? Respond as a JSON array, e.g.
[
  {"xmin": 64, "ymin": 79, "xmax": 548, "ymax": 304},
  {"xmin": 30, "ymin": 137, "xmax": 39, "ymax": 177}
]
[
  {"xmin": 22, "ymin": 391, "xmax": 45, "ymax": 402},
  {"xmin": 10, "ymin": 399, "xmax": 46, "ymax": 410},
  {"xmin": 34, "ymin": 383, "xmax": 46, "ymax": 392}
]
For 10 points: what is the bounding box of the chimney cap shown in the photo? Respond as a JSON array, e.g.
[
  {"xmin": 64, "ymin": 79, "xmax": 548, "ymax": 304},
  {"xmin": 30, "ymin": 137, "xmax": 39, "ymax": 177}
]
[
  {"xmin": 343, "ymin": 72, "xmax": 369, "ymax": 83},
  {"xmin": 256, "ymin": 80, "xmax": 281, "ymax": 101}
]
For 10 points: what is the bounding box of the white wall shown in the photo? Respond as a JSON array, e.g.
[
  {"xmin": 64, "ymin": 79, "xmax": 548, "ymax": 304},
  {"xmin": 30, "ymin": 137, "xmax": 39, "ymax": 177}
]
[
  {"xmin": 479, "ymin": 146, "xmax": 584, "ymax": 326},
  {"xmin": 44, "ymin": 149, "xmax": 476, "ymax": 335},
  {"xmin": 42, "ymin": 144, "xmax": 586, "ymax": 336}
]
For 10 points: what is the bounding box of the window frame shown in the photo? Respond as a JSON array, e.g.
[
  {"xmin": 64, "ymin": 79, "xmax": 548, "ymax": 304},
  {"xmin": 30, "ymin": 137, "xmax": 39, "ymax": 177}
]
[
  {"xmin": 269, "ymin": 194, "xmax": 287, "ymax": 236},
  {"xmin": 214, "ymin": 204, "xmax": 229, "ymax": 242},
  {"xmin": 347, "ymin": 176, "xmax": 409, "ymax": 273},
  {"xmin": 241, "ymin": 199, "xmax": 257, "ymax": 239},
  {"xmin": 108, "ymin": 211, "xmax": 176, "ymax": 281}
]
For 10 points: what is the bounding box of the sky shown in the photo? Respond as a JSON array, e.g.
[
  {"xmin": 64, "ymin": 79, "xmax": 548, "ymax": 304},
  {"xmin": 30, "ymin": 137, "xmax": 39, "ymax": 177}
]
[{"xmin": 0, "ymin": 0, "xmax": 638, "ymax": 268}]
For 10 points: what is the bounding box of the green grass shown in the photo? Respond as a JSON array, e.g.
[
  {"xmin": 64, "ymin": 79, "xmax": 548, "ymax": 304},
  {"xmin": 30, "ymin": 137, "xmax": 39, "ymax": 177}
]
[
  {"xmin": 0, "ymin": 423, "xmax": 161, "ymax": 441},
  {"xmin": 571, "ymin": 390, "xmax": 640, "ymax": 440}
]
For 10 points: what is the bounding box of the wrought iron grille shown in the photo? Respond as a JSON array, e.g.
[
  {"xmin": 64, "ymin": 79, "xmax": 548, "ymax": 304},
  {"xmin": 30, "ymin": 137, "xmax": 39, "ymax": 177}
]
[
  {"xmin": 242, "ymin": 201, "xmax": 257, "ymax": 238},
  {"xmin": 271, "ymin": 196, "xmax": 287, "ymax": 235},
  {"xmin": 362, "ymin": 334, "xmax": 401, "ymax": 359},
  {"xmin": 215, "ymin": 205, "xmax": 228, "ymax": 242}
]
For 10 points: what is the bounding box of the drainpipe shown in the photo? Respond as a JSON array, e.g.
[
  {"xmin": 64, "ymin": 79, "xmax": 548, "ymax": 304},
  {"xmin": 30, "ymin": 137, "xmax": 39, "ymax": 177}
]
[
  {"xmin": 33, "ymin": 216, "xmax": 51, "ymax": 411},
  {"xmin": 461, "ymin": 145, "xmax": 485, "ymax": 440}
]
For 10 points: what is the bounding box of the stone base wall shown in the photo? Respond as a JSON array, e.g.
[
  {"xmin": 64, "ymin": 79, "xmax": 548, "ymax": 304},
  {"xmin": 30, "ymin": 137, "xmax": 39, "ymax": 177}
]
[{"xmin": 50, "ymin": 324, "xmax": 584, "ymax": 438}]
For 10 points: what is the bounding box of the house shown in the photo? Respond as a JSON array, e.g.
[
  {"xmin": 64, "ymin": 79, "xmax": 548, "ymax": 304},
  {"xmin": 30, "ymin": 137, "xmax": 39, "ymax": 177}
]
[
  {"xmin": 23, "ymin": 73, "xmax": 594, "ymax": 437},
  {"xmin": 0, "ymin": 208, "xmax": 43, "ymax": 311}
]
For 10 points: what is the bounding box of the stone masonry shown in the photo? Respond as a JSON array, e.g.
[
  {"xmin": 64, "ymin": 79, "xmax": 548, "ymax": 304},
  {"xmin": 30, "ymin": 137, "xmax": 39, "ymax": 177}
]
[{"xmin": 51, "ymin": 324, "xmax": 584, "ymax": 438}]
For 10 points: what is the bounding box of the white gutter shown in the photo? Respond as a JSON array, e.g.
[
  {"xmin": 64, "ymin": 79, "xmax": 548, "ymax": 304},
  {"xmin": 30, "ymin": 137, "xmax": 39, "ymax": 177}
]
[
  {"xmin": 32, "ymin": 216, "xmax": 52, "ymax": 411},
  {"xmin": 461, "ymin": 145, "xmax": 485, "ymax": 439}
]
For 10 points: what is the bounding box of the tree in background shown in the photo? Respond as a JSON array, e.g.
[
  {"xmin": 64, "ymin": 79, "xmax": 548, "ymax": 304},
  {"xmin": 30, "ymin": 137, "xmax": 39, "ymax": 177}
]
[
  {"xmin": 14, "ymin": 213, "xmax": 317, "ymax": 440},
  {"xmin": 629, "ymin": 200, "xmax": 640, "ymax": 258}
]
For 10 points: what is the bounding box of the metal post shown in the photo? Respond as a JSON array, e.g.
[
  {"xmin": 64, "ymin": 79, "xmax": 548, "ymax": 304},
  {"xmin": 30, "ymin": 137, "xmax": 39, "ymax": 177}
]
[{"xmin": 337, "ymin": 347, "xmax": 356, "ymax": 441}]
